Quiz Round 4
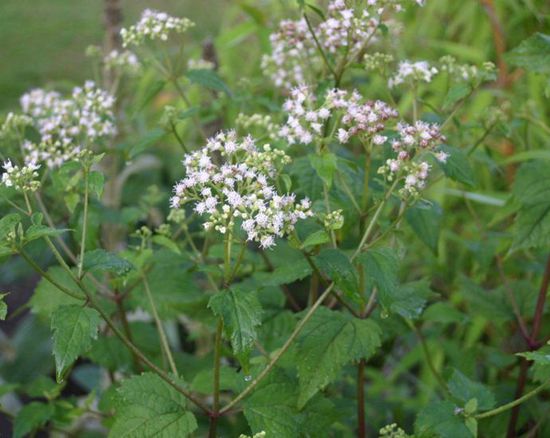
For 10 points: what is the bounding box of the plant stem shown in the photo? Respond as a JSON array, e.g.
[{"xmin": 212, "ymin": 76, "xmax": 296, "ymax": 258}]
[
  {"xmin": 78, "ymin": 168, "xmax": 89, "ymax": 279},
  {"xmin": 219, "ymin": 283, "xmax": 335, "ymax": 414},
  {"xmin": 477, "ymin": 379, "xmax": 550, "ymax": 420},
  {"xmin": 171, "ymin": 77, "xmax": 208, "ymax": 142},
  {"xmin": 357, "ymin": 359, "xmax": 366, "ymax": 438},
  {"xmin": 142, "ymin": 274, "xmax": 179, "ymax": 377},
  {"xmin": 303, "ymin": 12, "xmax": 336, "ymax": 78},
  {"xmin": 507, "ymin": 254, "xmax": 550, "ymax": 437}
]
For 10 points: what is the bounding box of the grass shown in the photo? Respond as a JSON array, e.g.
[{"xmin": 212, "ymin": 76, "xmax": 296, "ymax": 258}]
[{"xmin": 0, "ymin": 0, "xmax": 225, "ymax": 110}]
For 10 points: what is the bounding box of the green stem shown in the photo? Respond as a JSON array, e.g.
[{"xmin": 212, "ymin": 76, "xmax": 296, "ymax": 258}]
[
  {"xmin": 476, "ymin": 379, "xmax": 550, "ymax": 420},
  {"xmin": 171, "ymin": 77, "xmax": 208, "ymax": 142},
  {"xmin": 78, "ymin": 168, "xmax": 89, "ymax": 279},
  {"xmin": 142, "ymin": 274, "xmax": 179, "ymax": 377},
  {"xmin": 303, "ymin": 12, "xmax": 336, "ymax": 79}
]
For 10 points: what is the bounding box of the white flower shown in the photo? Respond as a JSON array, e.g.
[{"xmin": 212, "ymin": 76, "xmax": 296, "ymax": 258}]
[
  {"xmin": 121, "ymin": 9, "xmax": 194, "ymax": 47},
  {"xmin": 1, "ymin": 159, "xmax": 41, "ymax": 192},
  {"xmin": 388, "ymin": 60, "xmax": 439, "ymax": 88}
]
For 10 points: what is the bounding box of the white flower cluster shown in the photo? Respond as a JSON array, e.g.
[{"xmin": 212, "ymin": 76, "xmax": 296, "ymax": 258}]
[
  {"xmin": 104, "ymin": 50, "xmax": 141, "ymax": 74},
  {"xmin": 388, "ymin": 60, "xmax": 438, "ymax": 88},
  {"xmin": 1, "ymin": 160, "xmax": 40, "ymax": 192},
  {"xmin": 0, "ymin": 112, "xmax": 32, "ymax": 138},
  {"xmin": 261, "ymin": 18, "xmax": 318, "ymax": 89},
  {"xmin": 171, "ymin": 131, "xmax": 313, "ymax": 249},
  {"xmin": 262, "ymin": 0, "xmax": 425, "ymax": 90},
  {"xmin": 378, "ymin": 121, "xmax": 447, "ymax": 196},
  {"xmin": 326, "ymin": 89, "xmax": 398, "ymax": 144},
  {"xmin": 439, "ymin": 56, "xmax": 497, "ymax": 84},
  {"xmin": 20, "ymin": 81, "xmax": 116, "ymax": 167},
  {"xmin": 279, "ymin": 85, "xmax": 397, "ymax": 146},
  {"xmin": 121, "ymin": 9, "xmax": 195, "ymax": 47}
]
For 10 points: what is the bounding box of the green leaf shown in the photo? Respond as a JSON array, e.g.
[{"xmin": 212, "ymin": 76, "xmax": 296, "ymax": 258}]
[
  {"xmin": 110, "ymin": 373, "xmax": 197, "ymax": 438},
  {"xmin": 24, "ymin": 224, "xmax": 68, "ymax": 244},
  {"xmin": 448, "ymin": 369, "xmax": 496, "ymax": 410},
  {"xmin": 309, "ymin": 152, "xmax": 338, "ymax": 187},
  {"xmin": 30, "ymin": 266, "xmax": 86, "ymax": 317},
  {"xmin": 152, "ymin": 234, "xmax": 181, "ymax": 254},
  {"xmin": 185, "ymin": 69, "xmax": 231, "ymax": 95},
  {"xmin": 505, "ymin": 33, "xmax": 550, "ymax": 74},
  {"xmin": 301, "ymin": 229, "xmax": 330, "ymax": 249},
  {"xmin": 0, "ymin": 213, "xmax": 20, "ymax": 241},
  {"xmin": 88, "ymin": 171, "xmax": 105, "ymax": 199},
  {"xmin": 517, "ymin": 349, "xmax": 550, "ymax": 366},
  {"xmin": 415, "ymin": 400, "xmax": 473, "ymax": 438},
  {"xmin": 208, "ymin": 286, "xmax": 263, "ymax": 354},
  {"xmin": 82, "ymin": 249, "xmax": 135, "ymax": 276},
  {"xmin": 13, "ymin": 402, "xmax": 55, "ymax": 438},
  {"xmin": 405, "ymin": 200, "xmax": 442, "ymax": 253},
  {"xmin": 314, "ymin": 248, "xmax": 360, "ymax": 302},
  {"xmin": 86, "ymin": 336, "xmax": 133, "ymax": 372},
  {"xmin": 51, "ymin": 305, "xmax": 101, "ymax": 382},
  {"xmin": 443, "ymin": 83, "xmax": 471, "ymax": 109},
  {"xmin": 358, "ymin": 247, "xmax": 399, "ymax": 309},
  {"xmin": 0, "ymin": 292, "xmax": 7, "ymax": 320},
  {"xmin": 437, "ymin": 145, "xmax": 476, "ymax": 187},
  {"xmin": 512, "ymin": 161, "xmax": 550, "ymax": 250},
  {"xmin": 295, "ymin": 307, "xmax": 381, "ymax": 407},
  {"xmin": 390, "ymin": 280, "xmax": 434, "ymax": 319},
  {"xmin": 263, "ymin": 258, "xmax": 312, "ymax": 286}
]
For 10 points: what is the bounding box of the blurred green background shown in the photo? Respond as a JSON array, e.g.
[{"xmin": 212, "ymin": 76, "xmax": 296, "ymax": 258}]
[{"xmin": 0, "ymin": 0, "xmax": 229, "ymax": 110}]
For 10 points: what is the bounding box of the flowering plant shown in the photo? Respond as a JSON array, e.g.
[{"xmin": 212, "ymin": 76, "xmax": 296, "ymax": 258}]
[{"xmin": 1, "ymin": 2, "xmax": 550, "ymax": 438}]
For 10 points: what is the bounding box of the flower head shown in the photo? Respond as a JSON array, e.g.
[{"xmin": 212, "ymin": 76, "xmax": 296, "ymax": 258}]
[{"xmin": 121, "ymin": 9, "xmax": 194, "ymax": 47}]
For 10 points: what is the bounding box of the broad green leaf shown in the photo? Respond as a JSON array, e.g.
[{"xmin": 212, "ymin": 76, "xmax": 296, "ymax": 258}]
[
  {"xmin": 505, "ymin": 33, "xmax": 550, "ymax": 74},
  {"xmin": 110, "ymin": 373, "xmax": 197, "ymax": 438},
  {"xmin": 301, "ymin": 229, "xmax": 330, "ymax": 249},
  {"xmin": 437, "ymin": 145, "xmax": 476, "ymax": 187},
  {"xmin": 152, "ymin": 234, "xmax": 181, "ymax": 254},
  {"xmin": 30, "ymin": 266, "xmax": 86, "ymax": 318},
  {"xmin": 85, "ymin": 336, "xmax": 133, "ymax": 372},
  {"xmin": 263, "ymin": 258, "xmax": 312, "ymax": 286},
  {"xmin": 405, "ymin": 200, "xmax": 442, "ymax": 253},
  {"xmin": 517, "ymin": 349, "xmax": 550, "ymax": 366},
  {"xmin": 185, "ymin": 69, "xmax": 231, "ymax": 95},
  {"xmin": 294, "ymin": 307, "xmax": 381, "ymax": 407},
  {"xmin": 443, "ymin": 83, "xmax": 471, "ymax": 109},
  {"xmin": 415, "ymin": 400, "xmax": 473, "ymax": 438},
  {"xmin": 24, "ymin": 224, "xmax": 68, "ymax": 244},
  {"xmin": 128, "ymin": 128, "xmax": 166, "ymax": 158},
  {"xmin": 448, "ymin": 369, "xmax": 495, "ymax": 410},
  {"xmin": 0, "ymin": 213, "xmax": 20, "ymax": 241},
  {"xmin": 309, "ymin": 152, "xmax": 338, "ymax": 187},
  {"xmin": 13, "ymin": 402, "xmax": 55, "ymax": 438},
  {"xmin": 51, "ymin": 305, "xmax": 101, "ymax": 382},
  {"xmin": 512, "ymin": 161, "xmax": 550, "ymax": 250},
  {"xmin": 390, "ymin": 280, "xmax": 434, "ymax": 319},
  {"xmin": 82, "ymin": 249, "xmax": 135, "ymax": 276},
  {"xmin": 88, "ymin": 171, "xmax": 104, "ymax": 198},
  {"xmin": 208, "ymin": 286, "xmax": 263, "ymax": 354},
  {"xmin": 0, "ymin": 292, "xmax": 7, "ymax": 320},
  {"xmin": 315, "ymin": 248, "xmax": 360, "ymax": 302},
  {"xmin": 358, "ymin": 247, "xmax": 399, "ymax": 309}
]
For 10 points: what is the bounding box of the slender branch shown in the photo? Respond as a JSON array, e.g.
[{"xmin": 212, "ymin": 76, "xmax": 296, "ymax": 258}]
[
  {"xmin": 303, "ymin": 12, "xmax": 336, "ymax": 78},
  {"xmin": 142, "ymin": 274, "xmax": 179, "ymax": 377},
  {"xmin": 477, "ymin": 379, "xmax": 550, "ymax": 420},
  {"xmin": 78, "ymin": 167, "xmax": 90, "ymax": 279},
  {"xmin": 357, "ymin": 359, "xmax": 366, "ymax": 438}
]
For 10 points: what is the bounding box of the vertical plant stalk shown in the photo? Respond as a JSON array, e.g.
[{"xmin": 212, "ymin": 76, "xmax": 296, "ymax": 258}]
[
  {"xmin": 77, "ymin": 168, "xmax": 89, "ymax": 279},
  {"xmin": 142, "ymin": 274, "xmax": 179, "ymax": 377},
  {"xmin": 357, "ymin": 359, "xmax": 366, "ymax": 438},
  {"xmin": 507, "ymin": 254, "xmax": 550, "ymax": 437}
]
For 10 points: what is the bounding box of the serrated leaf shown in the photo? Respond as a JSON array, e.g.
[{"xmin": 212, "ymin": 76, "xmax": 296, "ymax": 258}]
[
  {"xmin": 448, "ymin": 369, "xmax": 495, "ymax": 410},
  {"xmin": 110, "ymin": 373, "xmax": 197, "ymax": 438},
  {"xmin": 295, "ymin": 307, "xmax": 381, "ymax": 407},
  {"xmin": 505, "ymin": 33, "xmax": 550, "ymax": 74},
  {"xmin": 24, "ymin": 224, "xmax": 68, "ymax": 244},
  {"xmin": 315, "ymin": 248, "xmax": 360, "ymax": 302},
  {"xmin": 437, "ymin": 145, "xmax": 476, "ymax": 187},
  {"xmin": 208, "ymin": 286, "xmax": 263, "ymax": 354},
  {"xmin": 358, "ymin": 247, "xmax": 399, "ymax": 309},
  {"xmin": 405, "ymin": 200, "xmax": 442, "ymax": 253},
  {"xmin": 512, "ymin": 161, "xmax": 550, "ymax": 250},
  {"xmin": 390, "ymin": 280, "xmax": 434, "ymax": 319},
  {"xmin": 185, "ymin": 69, "xmax": 231, "ymax": 95},
  {"xmin": 13, "ymin": 402, "xmax": 55, "ymax": 438},
  {"xmin": 309, "ymin": 153, "xmax": 338, "ymax": 187},
  {"xmin": 30, "ymin": 266, "xmax": 86, "ymax": 317},
  {"xmin": 0, "ymin": 213, "xmax": 20, "ymax": 241},
  {"xmin": 152, "ymin": 234, "xmax": 181, "ymax": 254},
  {"xmin": 301, "ymin": 229, "xmax": 330, "ymax": 249},
  {"xmin": 264, "ymin": 257, "xmax": 312, "ymax": 286},
  {"xmin": 85, "ymin": 336, "xmax": 133, "ymax": 372},
  {"xmin": 517, "ymin": 349, "xmax": 550, "ymax": 366},
  {"xmin": 88, "ymin": 171, "xmax": 104, "ymax": 198},
  {"xmin": 415, "ymin": 400, "xmax": 473, "ymax": 438},
  {"xmin": 0, "ymin": 292, "xmax": 7, "ymax": 320},
  {"xmin": 51, "ymin": 305, "xmax": 101, "ymax": 382},
  {"xmin": 82, "ymin": 249, "xmax": 135, "ymax": 276}
]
